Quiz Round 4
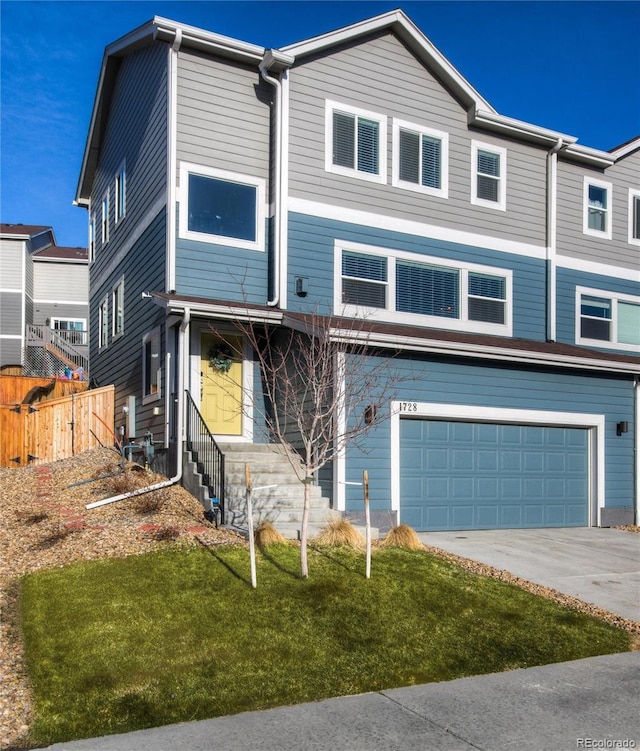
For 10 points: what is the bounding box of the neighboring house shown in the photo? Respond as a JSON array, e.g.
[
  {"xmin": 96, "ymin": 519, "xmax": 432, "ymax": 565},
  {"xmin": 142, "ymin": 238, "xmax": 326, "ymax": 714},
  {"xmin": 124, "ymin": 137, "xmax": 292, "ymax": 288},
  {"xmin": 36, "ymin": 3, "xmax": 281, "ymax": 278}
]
[
  {"xmin": 74, "ymin": 10, "xmax": 639, "ymax": 531},
  {"xmin": 0, "ymin": 224, "xmax": 89, "ymax": 375}
]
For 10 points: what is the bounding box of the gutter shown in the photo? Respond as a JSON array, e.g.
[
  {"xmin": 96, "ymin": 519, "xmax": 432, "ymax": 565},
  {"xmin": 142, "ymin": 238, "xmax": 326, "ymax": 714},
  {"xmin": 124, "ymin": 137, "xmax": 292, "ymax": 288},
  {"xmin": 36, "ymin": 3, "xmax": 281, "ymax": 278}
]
[
  {"xmin": 546, "ymin": 137, "xmax": 564, "ymax": 341},
  {"xmin": 86, "ymin": 307, "xmax": 190, "ymax": 509}
]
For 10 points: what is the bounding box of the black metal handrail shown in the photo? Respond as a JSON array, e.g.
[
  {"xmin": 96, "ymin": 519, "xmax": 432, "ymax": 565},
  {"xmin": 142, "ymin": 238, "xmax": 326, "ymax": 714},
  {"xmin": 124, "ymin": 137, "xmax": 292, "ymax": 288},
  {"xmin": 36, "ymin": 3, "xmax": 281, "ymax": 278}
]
[{"xmin": 185, "ymin": 390, "xmax": 225, "ymax": 524}]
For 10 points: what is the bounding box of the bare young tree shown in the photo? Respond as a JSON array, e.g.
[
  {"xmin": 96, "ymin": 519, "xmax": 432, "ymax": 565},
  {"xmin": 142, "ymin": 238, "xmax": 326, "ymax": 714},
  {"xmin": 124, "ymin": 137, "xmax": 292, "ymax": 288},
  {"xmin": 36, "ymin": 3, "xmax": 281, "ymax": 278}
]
[{"xmin": 219, "ymin": 309, "xmax": 403, "ymax": 578}]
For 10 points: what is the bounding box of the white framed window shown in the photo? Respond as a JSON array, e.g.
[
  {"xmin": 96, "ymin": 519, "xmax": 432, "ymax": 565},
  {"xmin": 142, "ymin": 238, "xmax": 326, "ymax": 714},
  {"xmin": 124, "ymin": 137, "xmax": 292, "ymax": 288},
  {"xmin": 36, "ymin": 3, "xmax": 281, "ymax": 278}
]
[
  {"xmin": 628, "ymin": 189, "xmax": 640, "ymax": 246},
  {"xmin": 98, "ymin": 297, "xmax": 108, "ymax": 349},
  {"xmin": 336, "ymin": 242, "xmax": 512, "ymax": 336},
  {"xmin": 583, "ymin": 177, "xmax": 612, "ymax": 239},
  {"xmin": 325, "ymin": 100, "xmax": 387, "ymax": 185},
  {"xmin": 88, "ymin": 219, "xmax": 95, "ymax": 263},
  {"xmin": 115, "ymin": 162, "xmax": 126, "ymax": 223},
  {"xmin": 101, "ymin": 190, "xmax": 110, "ymax": 244},
  {"xmin": 471, "ymin": 141, "xmax": 506, "ymax": 211},
  {"xmin": 112, "ymin": 277, "xmax": 124, "ymax": 338},
  {"xmin": 142, "ymin": 327, "xmax": 161, "ymax": 402},
  {"xmin": 178, "ymin": 162, "xmax": 265, "ymax": 251},
  {"xmin": 392, "ymin": 119, "xmax": 448, "ymax": 198},
  {"xmin": 51, "ymin": 318, "xmax": 87, "ymax": 346},
  {"xmin": 576, "ymin": 286, "xmax": 640, "ymax": 352}
]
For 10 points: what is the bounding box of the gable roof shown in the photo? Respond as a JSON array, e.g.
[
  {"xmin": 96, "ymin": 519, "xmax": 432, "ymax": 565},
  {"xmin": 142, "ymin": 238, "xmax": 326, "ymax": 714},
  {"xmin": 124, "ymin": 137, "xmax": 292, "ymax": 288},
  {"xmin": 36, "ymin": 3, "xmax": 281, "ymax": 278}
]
[
  {"xmin": 0, "ymin": 223, "xmax": 52, "ymax": 239},
  {"xmin": 33, "ymin": 246, "xmax": 88, "ymax": 262}
]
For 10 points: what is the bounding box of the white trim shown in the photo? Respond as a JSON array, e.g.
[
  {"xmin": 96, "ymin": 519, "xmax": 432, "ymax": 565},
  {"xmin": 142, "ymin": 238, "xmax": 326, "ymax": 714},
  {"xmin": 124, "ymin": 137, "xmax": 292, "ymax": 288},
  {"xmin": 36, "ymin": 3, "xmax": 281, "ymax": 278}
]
[
  {"xmin": 32, "ymin": 299, "xmax": 87, "ymax": 306},
  {"xmin": 325, "ymin": 100, "xmax": 387, "ymax": 185},
  {"xmin": 556, "ymin": 253, "xmax": 640, "ymax": 283},
  {"xmin": 471, "ymin": 141, "xmax": 507, "ymax": 211},
  {"xmin": 279, "ymin": 69, "xmax": 290, "ymax": 308},
  {"xmin": 112, "ymin": 276, "xmax": 124, "ymax": 340},
  {"xmin": 583, "ymin": 176, "xmax": 612, "ymax": 240},
  {"xmin": 576, "ymin": 286, "xmax": 640, "ymax": 353},
  {"xmin": 101, "ymin": 188, "xmax": 110, "ymax": 245},
  {"xmin": 114, "ymin": 160, "xmax": 126, "ymax": 224},
  {"xmin": 178, "ymin": 162, "xmax": 266, "ymax": 252},
  {"xmin": 0, "ymin": 335, "xmax": 23, "ymax": 340},
  {"xmin": 392, "ymin": 119, "xmax": 449, "ymax": 199},
  {"xmin": 88, "ymin": 218, "xmax": 95, "ymax": 264},
  {"xmin": 98, "ymin": 295, "xmax": 109, "ymax": 350},
  {"xmin": 289, "ymin": 197, "xmax": 546, "ymax": 261},
  {"xmin": 389, "ymin": 401, "xmax": 604, "ymax": 527},
  {"xmin": 635, "ymin": 379, "xmax": 639, "ymax": 524},
  {"xmin": 335, "ymin": 240, "xmax": 512, "ymax": 336},
  {"xmin": 628, "ymin": 189, "xmax": 640, "ymax": 247}
]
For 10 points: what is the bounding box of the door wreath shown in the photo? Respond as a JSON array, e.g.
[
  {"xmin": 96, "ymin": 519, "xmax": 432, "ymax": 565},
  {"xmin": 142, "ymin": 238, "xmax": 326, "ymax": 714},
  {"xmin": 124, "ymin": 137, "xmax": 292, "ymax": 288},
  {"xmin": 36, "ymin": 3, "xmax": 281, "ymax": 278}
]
[{"xmin": 208, "ymin": 342, "xmax": 234, "ymax": 373}]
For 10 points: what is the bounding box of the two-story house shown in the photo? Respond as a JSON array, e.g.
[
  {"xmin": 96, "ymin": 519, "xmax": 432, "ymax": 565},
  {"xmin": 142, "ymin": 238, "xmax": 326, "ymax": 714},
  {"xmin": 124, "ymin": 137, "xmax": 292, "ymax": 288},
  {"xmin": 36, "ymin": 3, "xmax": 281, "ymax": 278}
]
[
  {"xmin": 0, "ymin": 223, "xmax": 89, "ymax": 375},
  {"xmin": 75, "ymin": 10, "xmax": 639, "ymax": 531}
]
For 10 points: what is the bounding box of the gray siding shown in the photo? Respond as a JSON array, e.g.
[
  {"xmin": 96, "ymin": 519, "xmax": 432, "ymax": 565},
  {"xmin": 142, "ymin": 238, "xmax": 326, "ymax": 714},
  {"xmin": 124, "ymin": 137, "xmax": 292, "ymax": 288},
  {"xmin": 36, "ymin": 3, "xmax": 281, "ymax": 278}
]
[
  {"xmin": 34, "ymin": 261, "xmax": 88, "ymax": 303},
  {"xmin": 90, "ymin": 41, "xmax": 168, "ymax": 284},
  {"xmin": 0, "ymin": 293, "xmax": 22, "ymax": 335},
  {"xmin": 176, "ymin": 50, "xmax": 271, "ymax": 177},
  {"xmin": 0, "ymin": 337, "xmax": 22, "ymax": 366},
  {"xmin": 557, "ymin": 148, "xmax": 640, "ymax": 272},
  {"xmin": 288, "ymin": 31, "xmax": 548, "ymax": 247},
  {"xmin": 33, "ymin": 303, "xmax": 88, "ymax": 327},
  {"xmin": 0, "ymin": 239, "xmax": 24, "ymax": 289}
]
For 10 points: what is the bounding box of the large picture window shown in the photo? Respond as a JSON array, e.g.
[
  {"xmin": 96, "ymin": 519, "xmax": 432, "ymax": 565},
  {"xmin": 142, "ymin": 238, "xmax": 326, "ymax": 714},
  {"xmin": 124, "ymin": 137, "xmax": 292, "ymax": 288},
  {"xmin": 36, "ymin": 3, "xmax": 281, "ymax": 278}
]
[
  {"xmin": 179, "ymin": 163, "xmax": 265, "ymax": 251},
  {"xmin": 325, "ymin": 101, "xmax": 387, "ymax": 184},
  {"xmin": 338, "ymin": 244, "xmax": 511, "ymax": 335},
  {"xmin": 577, "ymin": 287, "xmax": 640, "ymax": 351}
]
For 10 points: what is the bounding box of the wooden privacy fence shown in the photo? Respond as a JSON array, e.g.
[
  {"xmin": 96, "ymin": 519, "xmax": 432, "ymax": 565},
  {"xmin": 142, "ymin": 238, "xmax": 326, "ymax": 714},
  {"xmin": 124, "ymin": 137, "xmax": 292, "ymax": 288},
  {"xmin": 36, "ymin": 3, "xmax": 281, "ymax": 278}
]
[
  {"xmin": 0, "ymin": 375, "xmax": 88, "ymax": 405},
  {"xmin": 0, "ymin": 385, "xmax": 115, "ymax": 467}
]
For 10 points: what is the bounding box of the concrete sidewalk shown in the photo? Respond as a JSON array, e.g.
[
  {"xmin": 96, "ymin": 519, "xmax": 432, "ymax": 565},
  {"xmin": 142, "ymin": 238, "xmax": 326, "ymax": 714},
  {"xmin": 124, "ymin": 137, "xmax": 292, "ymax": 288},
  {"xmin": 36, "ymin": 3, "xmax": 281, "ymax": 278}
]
[
  {"xmin": 418, "ymin": 527, "xmax": 640, "ymax": 622},
  {"xmin": 40, "ymin": 652, "xmax": 640, "ymax": 751}
]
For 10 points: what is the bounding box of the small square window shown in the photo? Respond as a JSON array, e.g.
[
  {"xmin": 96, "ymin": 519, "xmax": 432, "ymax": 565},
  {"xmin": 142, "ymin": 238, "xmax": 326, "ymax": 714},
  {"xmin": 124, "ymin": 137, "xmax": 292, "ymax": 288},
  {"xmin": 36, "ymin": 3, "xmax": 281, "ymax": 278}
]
[
  {"xmin": 325, "ymin": 101, "xmax": 387, "ymax": 185},
  {"xmin": 393, "ymin": 120, "xmax": 448, "ymax": 198},
  {"xmin": 583, "ymin": 178, "xmax": 612, "ymax": 239}
]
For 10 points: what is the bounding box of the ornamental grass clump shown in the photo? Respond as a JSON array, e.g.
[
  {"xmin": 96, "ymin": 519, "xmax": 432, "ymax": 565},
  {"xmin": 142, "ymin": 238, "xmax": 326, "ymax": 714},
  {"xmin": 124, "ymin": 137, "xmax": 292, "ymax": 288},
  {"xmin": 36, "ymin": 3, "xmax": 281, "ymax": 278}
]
[
  {"xmin": 380, "ymin": 524, "xmax": 424, "ymax": 551},
  {"xmin": 315, "ymin": 518, "xmax": 365, "ymax": 549},
  {"xmin": 254, "ymin": 521, "xmax": 287, "ymax": 548}
]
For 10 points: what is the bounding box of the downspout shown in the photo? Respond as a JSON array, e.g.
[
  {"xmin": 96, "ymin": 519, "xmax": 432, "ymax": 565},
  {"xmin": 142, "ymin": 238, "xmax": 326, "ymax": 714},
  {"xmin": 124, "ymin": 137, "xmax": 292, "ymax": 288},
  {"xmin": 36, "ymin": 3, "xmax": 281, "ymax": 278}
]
[
  {"xmin": 635, "ymin": 377, "xmax": 639, "ymax": 525},
  {"xmin": 546, "ymin": 137, "xmax": 563, "ymax": 341},
  {"xmin": 86, "ymin": 307, "xmax": 190, "ymax": 509},
  {"xmin": 166, "ymin": 28, "xmax": 181, "ymax": 294},
  {"xmin": 259, "ymin": 59, "xmax": 283, "ymax": 307}
]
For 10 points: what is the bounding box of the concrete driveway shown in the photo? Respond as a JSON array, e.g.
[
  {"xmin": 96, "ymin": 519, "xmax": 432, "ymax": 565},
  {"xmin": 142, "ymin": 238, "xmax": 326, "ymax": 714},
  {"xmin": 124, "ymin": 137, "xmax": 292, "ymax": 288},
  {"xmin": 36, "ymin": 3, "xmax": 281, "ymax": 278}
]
[{"xmin": 417, "ymin": 527, "xmax": 640, "ymax": 622}]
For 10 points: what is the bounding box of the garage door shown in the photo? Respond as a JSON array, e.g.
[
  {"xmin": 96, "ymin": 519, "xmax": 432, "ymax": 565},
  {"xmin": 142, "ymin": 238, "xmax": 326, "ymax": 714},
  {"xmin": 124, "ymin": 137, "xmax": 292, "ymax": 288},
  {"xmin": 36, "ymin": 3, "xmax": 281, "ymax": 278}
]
[{"xmin": 400, "ymin": 420, "xmax": 589, "ymax": 531}]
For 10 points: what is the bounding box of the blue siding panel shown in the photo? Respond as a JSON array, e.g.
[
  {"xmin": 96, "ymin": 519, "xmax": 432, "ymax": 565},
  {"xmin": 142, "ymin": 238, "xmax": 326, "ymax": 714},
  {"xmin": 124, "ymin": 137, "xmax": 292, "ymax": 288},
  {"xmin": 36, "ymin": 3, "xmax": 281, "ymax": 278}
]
[{"xmin": 287, "ymin": 213, "xmax": 546, "ymax": 340}]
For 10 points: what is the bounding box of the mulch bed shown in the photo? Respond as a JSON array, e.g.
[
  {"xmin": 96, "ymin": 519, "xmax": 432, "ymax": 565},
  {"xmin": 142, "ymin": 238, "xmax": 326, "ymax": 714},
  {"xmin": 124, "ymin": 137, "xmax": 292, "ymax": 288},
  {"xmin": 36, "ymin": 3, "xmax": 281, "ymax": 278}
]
[{"xmin": 1, "ymin": 448, "xmax": 638, "ymax": 749}]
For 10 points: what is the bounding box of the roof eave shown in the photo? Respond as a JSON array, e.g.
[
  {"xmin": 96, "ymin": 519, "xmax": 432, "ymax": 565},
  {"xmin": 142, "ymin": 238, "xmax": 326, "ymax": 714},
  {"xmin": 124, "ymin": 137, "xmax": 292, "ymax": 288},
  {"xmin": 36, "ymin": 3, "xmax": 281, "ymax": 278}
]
[{"xmin": 470, "ymin": 109, "xmax": 577, "ymax": 148}]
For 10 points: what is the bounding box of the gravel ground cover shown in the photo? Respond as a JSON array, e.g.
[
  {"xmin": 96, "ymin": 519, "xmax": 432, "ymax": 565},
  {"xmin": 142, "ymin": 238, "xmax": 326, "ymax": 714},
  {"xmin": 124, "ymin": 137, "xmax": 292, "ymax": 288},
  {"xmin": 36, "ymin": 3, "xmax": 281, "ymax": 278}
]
[{"xmin": 1, "ymin": 448, "xmax": 638, "ymax": 750}]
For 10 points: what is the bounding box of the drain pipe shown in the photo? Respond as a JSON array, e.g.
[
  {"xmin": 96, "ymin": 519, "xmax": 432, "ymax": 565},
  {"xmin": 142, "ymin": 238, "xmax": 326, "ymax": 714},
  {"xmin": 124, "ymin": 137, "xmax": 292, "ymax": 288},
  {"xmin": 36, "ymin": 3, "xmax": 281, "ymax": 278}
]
[
  {"xmin": 546, "ymin": 137, "xmax": 563, "ymax": 342},
  {"xmin": 86, "ymin": 307, "xmax": 191, "ymax": 509}
]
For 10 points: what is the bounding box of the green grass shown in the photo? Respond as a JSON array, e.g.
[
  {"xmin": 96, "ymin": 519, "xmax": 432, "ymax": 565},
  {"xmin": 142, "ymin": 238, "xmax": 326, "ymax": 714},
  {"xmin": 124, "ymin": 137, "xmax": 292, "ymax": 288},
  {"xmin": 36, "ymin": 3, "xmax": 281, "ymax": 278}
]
[{"xmin": 19, "ymin": 543, "xmax": 630, "ymax": 745}]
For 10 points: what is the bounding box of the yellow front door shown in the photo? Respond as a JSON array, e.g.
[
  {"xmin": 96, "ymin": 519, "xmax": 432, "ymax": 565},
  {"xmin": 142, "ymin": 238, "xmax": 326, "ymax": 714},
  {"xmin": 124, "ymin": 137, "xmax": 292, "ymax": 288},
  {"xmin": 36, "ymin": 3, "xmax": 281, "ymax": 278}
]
[{"xmin": 200, "ymin": 334, "xmax": 243, "ymax": 436}]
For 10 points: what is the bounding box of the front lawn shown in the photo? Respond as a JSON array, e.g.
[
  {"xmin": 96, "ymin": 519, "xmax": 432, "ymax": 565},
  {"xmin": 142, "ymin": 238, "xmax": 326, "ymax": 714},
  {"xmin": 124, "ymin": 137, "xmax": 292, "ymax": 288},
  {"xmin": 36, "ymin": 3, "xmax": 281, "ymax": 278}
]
[{"xmin": 19, "ymin": 543, "xmax": 630, "ymax": 745}]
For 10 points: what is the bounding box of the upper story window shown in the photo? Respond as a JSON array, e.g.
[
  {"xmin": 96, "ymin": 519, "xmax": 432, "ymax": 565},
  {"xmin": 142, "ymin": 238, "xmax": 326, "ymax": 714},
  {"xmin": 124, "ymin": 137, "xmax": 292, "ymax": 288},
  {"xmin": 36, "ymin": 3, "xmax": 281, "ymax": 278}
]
[
  {"xmin": 115, "ymin": 163, "xmax": 126, "ymax": 223},
  {"xmin": 179, "ymin": 162, "xmax": 265, "ymax": 251},
  {"xmin": 98, "ymin": 297, "xmax": 108, "ymax": 349},
  {"xmin": 471, "ymin": 141, "xmax": 506, "ymax": 211},
  {"xmin": 112, "ymin": 277, "xmax": 124, "ymax": 339},
  {"xmin": 577, "ymin": 286, "xmax": 640, "ymax": 352},
  {"xmin": 392, "ymin": 120, "xmax": 448, "ymax": 198},
  {"xmin": 101, "ymin": 191, "xmax": 109, "ymax": 244},
  {"xmin": 629, "ymin": 189, "xmax": 640, "ymax": 246},
  {"xmin": 142, "ymin": 327, "xmax": 161, "ymax": 402},
  {"xmin": 325, "ymin": 100, "xmax": 387, "ymax": 185},
  {"xmin": 337, "ymin": 243, "xmax": 511, "ymax": 336},
  {"xmin": 583, "ymin": 177, "xmax": 612, "ymax": 239}
]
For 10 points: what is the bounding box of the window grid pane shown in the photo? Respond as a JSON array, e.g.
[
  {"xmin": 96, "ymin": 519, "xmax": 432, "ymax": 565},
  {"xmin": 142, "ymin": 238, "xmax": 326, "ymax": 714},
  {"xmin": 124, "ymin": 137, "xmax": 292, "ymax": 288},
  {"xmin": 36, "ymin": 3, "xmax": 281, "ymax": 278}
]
[
  {"xmin": 580, "ymin": 295, "xmax": 611, "ymax": 341},
  {"xmin": 633, "ymin": 196, "xmax": 640, "ymax": 240},
  {"xmin": 421, "ymin": 136, "xmax": 441, "ymax": 189},
  {"xmin": 618, "ymin": 302, "xmax": 640, "ymax": 345},
  {"xmin": 396, "ymin": 261, "xmax": 459, "ymax": 318},
  {"xmin": 399, "ymin": 130, "xmax": 420, "ymax": 184},
  {"xmin": 342, "ymin": 252, "xmax": 387, "ymax": 308},
  {"xmin": 333, "ymin": 112, "xmax": 355, "ymax": 168},
  {"xmin": 188, "ymin": 174, "xmax": 257, "ymax": 242},
  {"xmin": 357, "ymin": 117, "xmax": 379, "ymax": 175}
]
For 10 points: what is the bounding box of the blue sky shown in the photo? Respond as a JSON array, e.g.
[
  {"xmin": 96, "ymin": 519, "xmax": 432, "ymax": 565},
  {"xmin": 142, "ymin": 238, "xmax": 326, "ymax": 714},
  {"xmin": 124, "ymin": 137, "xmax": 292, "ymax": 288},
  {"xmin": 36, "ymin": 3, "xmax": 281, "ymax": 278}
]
[{"xmin": 1, "ymin": 0, "xmax": 638, "ymax": 248}]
